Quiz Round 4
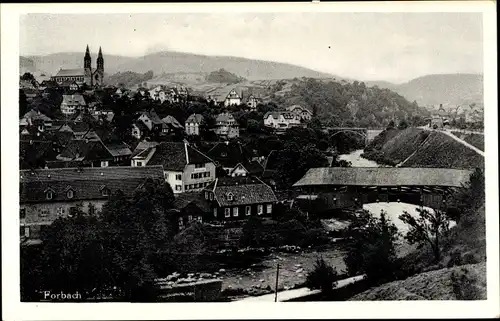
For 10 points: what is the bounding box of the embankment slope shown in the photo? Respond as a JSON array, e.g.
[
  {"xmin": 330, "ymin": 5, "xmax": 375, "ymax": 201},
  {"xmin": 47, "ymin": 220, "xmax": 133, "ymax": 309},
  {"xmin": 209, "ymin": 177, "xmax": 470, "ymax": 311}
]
[{"xmin": 363, "ymin": 128, "xmax": 484, "ymax": 168}]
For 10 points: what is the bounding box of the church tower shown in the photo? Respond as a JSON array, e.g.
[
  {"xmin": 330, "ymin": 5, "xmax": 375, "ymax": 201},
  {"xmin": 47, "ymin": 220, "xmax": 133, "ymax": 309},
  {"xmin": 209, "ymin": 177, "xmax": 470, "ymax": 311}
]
[
  {"xmin": 95, "ymin": 46, "xmax": 104, "ymax": 86},
  {"xmin": 84, "ymin": 45, "xmax": 93, "ymax": 86}
]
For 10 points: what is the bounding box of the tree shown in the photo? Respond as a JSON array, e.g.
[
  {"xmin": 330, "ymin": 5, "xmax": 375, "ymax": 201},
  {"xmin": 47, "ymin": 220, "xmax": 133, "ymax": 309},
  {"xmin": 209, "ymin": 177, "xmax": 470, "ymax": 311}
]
[
  {"xmin": 21, "ymin": 72, "xmax": 36, "ymax": 82},
  {"xmin": 386, "ymin": 120, "xmax": 395, "ymax": 129},
  {"xmin": 397, "ymin": 119, "xmax": 409, "ymax": 130},
  {"xmin": 344, "ymin": 210, "xmax": 400, "ymax": 284},
  {"xmin": 305, "ymin": 257, "xmax": 338, "ymax": 293},
  {"xmin": 399, "ymin": 207, "xmax": 450, "ymax": 263},
  {"xmin": 246, "ymin": 119, "xmax": 261, "ymax": 133}
]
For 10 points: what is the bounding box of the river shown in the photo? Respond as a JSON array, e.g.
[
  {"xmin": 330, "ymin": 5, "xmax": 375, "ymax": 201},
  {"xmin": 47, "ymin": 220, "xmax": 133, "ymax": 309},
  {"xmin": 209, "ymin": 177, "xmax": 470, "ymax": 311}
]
[{"xmin": 337, "ymin": 149, "xmax": 446, "ymax": 235}]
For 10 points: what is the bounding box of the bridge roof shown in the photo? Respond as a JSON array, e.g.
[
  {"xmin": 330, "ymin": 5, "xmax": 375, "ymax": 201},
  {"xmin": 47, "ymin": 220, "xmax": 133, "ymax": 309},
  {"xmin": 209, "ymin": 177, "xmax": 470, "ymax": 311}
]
[{"xmin": 293, "ymin": 167, "xmax": 473, "ymax": 188}]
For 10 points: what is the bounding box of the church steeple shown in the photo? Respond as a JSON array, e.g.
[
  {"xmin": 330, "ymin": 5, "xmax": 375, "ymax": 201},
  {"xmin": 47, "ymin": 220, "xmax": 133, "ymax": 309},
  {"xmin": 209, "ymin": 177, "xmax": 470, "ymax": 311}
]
[
  {"xmin": 97, "ymin": 46, "xmax": 104, "ymax": 71},
  {"xmin": 84, "ymin": 45, "xmax": 91, "ymax": 69}
]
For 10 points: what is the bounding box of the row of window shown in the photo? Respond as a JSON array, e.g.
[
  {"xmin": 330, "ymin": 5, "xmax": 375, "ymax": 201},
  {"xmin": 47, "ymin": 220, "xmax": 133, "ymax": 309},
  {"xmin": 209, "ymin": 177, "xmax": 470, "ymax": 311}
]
[
  {"xmin": 19, "ymin": 206, "xmax": 84, "ymax": 220},
  {"xmin": 44, "ymin": 188, "xmax": 109, "ymax": 200},
  {"xmin": 56, "ymin": 77, "xmax": 84, "ymax": 82},
  {"xmin": 191, "ymin": 171, "xmax": 210, "ymax": 179},
  {"xmin": 185, "ymin": 182, "xmax": 211, "ymax": 191},
  {"xmin": 178, "ymin": 215, "xmax": 203, "ymax": 230},
  {"xmin": 214, "ymin": 204, "xmax": 272, "ymax": 218}
]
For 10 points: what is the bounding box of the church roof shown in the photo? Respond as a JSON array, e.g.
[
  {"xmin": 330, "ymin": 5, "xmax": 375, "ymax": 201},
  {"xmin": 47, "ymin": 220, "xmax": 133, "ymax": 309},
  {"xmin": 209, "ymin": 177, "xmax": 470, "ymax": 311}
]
[{"xmin": 55, "ymin": 68, "xmax": 86, "ymax": 77}]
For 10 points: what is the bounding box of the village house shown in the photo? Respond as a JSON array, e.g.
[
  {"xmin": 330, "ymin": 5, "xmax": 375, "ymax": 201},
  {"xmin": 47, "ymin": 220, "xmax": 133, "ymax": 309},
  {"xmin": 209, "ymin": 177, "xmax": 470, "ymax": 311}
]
[
  {"xmin": 285, "ymin": 105, "xmax": 313, "ymax": 121},
  {"xmin": 206, "ymin": 86, "xmax": 243, "ymax": 107},
  {"xmin": 206, "ymin": 141, "xmax": 263, "ymax": 176},
  {"xmin": 202, "ymin": 176, "xmax": 278, "ymax": 221},
  {"xmin": 19, "ymin": 166, "xmax": 164, "ymax": 244},
  {"xmin": 185, "ymin": 113, "xmax": 205, "ymax": 136},
  {"xmin": 214, "ymin": 113, "xmax": 239, "ymax": 139},
  {"xmin": 20, "ymin": 109, "xmax": 53, "ymax": 133},
  {"xmin": 263, "ymin": 111, "xmax": 303, "ymax": 131},
  {"xmin": 171, "ymin": 192, "xmax": 211, "ymax": 231},
  {"xmin": 137, "ymin": 109, "xmax": 164, "ymax": 132},
  {"xmin": 130, "ymin": 141, "xmax": 216, "ymax": 194},
  {"xmin": 243, "ymin": 94, "xmax": 263, "ymax": 111},
  {"xmin": 60, "ymin": 94, "xmax": 87, "ymax": 115}
]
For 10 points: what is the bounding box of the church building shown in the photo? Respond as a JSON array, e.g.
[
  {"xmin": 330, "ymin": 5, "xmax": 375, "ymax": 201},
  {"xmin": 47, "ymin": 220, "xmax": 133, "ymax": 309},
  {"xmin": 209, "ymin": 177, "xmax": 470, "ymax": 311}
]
[{"xmin": 51, "ymin": 45, "xmax": 104, "ymax": 88}]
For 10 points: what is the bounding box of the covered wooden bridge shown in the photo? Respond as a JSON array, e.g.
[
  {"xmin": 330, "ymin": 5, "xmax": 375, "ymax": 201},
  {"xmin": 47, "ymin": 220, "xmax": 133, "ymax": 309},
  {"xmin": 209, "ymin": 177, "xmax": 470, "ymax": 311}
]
[{"xmin": 292, "ymin": 167, "xmax": 473, "ymax": 211}]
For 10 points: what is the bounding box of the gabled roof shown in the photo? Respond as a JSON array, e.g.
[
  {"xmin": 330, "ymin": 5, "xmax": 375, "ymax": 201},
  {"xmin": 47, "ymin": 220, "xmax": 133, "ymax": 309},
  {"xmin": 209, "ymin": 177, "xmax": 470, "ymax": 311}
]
[
  {"xmin": 57, "ymin": 139, "xmax": 113, "ymax": 162},
  {"xmin": 206, "ymin": 141, "xmax": 254, "ymax": 168},
  {"xmin": 20, "ymin": 166, "xmax": 165, "ymax": 203},
  {"xmin": 216, "ymin": 112, "xmax": 237, "ymax": 123},
  {"xmin": 147, "ymin": 142, "xmax": 214, "ymax": 171},
  {"xmin": 21, "ymin": 109, "xmax": 52, "ymax": 122},
  {"xmin": 173, "ymin": 192, "xmax": 211, "ymax": 213},
  {"xmin": 206, "ymin": 86, "xmax": 243, "ymax": 102},
  {"xmin": 186, "ymin": 113, "xmax": 205, "ymax": 124},
  {"xmin": 54, "ymin": 68, "xmax": 86, "ymax": 77},
  {"xmin": 62, "ymin": 94, "xmax": 86, "ymax": 106},
  {"xmin": 140, "ymin": 110, "xmax": 163, "ymax": 125},
  {"xmin": 133, "ymin": 121, "xmax": 150, "ymax": 133},
  {"xmin": 162, "ymin": 115, "xmax": 184, "ymax": 129},
  {"xmin": 104, "ymin": 143, "xmax": 132, "ymax": 157},
  {"xmin": 205, "ymin": 176, "xmax": 277, "ymax": 207}
]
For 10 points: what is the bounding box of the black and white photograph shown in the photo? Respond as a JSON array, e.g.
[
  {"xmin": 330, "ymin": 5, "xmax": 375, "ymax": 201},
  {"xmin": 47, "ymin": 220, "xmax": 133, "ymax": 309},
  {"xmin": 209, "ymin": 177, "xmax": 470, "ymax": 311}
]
[{"xmin": 1, "ymin": 1, "xmax": 498, "ymax": 320}]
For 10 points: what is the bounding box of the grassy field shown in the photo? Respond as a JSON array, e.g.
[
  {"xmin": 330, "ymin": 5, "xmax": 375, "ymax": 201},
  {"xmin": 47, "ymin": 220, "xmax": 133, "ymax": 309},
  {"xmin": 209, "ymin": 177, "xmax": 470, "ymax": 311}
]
[
  {"xmin": 450, "ymin": 131, "xmax": 485, "ymax": 152},
  {"xmin": 403, "ymin": 132, "xmax": 484, "ymax": 168},
  {"xmin": 349, "ymin": 262, "xmax": 486, "ymax": 300},
  {"xmin": 221, "ymin": 247, "xmax": 346, "ymax": 296}
]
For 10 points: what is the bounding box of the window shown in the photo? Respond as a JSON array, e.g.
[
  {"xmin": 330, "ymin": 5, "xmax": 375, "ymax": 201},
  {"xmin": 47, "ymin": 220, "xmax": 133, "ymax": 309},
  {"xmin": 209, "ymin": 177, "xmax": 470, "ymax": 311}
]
[
  {"xmin": 176, "ymin": 174, "xmax": 182, "ymax": 180},
  {"xmin": 267, "ymin": 204, "xmax": 273, "ymax": 214},
  {"xmin": 185, "ymin": 185, "xmax": 189, "ymax": 191},
  {"xmin": 213, "ymin": 208, "xmax": 218, "ymax": 217},
  {"xmin": 46, "ymin": 191, "xmax": 53, "ymax": 200},
  {"xmin": 39, "ymin": 208, "xmax": 50, "ymax": 218},
  {"xmin": 209, "ymin": 193, "xmax": 214, "ymax": 201},
  {"xmin": 21, "ymin": 226, "xmax": 30, "ymax": 238},
  {"xmin": 233, "ymin": 207, "xmax": 239, "ymax": 217},
  {"xmin": 196, "ymin": 216, "xmax": 203, "ymax": 223},
  {"xmin": 227, "ymin": 192, "xmax": 234, "ymax": 201},
  {"xmin": 56, "ymin": 207, "xmax": 64, "ymax": 216},
  {"xmin": 257, "ymin": 205, "xmax": 263, "ymax": 215},
  {"xmin": 205, "ymin": 191, "xmax": 209, "ymax": 200},
  {"xmin": 188, "ymin": 215, "xmax": 193, "ymax": 222},
  {"xmin": 224, "ymin": 208, "xmax": 230, "ymax": 218},
  {"xmin": 67, "ymin": 189, "xmax": 74, "ymax": 199},
  {"xmin": 101, "ymin": 188, "xmax": 110, "ymax": 197},
  {"xmin": 20, "ymin": 208, "xmax": 26, "ymax": 219},
  {"xmin": 175, "ymin": 185, "xmax": 182, "ymax": 191},
  {"xmin": 136, "ymin": 161, "xmax": 143, "ymax": 167},
  {"xmin": 207, "ymin": 172, "xmax": 211, "ymax": 177},
  {"xmin": 246, "ymin": 206, "xmax": 251, "ymax": 216},
  {"xmin": 101, "ymin": 161, "xmax": 109, "ymax": 167}
]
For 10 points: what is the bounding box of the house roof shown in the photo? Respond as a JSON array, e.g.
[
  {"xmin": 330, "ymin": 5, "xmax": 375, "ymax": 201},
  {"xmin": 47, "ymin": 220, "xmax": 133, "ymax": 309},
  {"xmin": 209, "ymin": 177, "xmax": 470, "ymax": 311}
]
[
  {"xmin": 54, "ymin": 68, "xmax": 86, "ymax": 77},
  {"xmin": 21, "ymin": 109, "xmax": 52, "ymax": 122},
  {"xmin": 147, "ymin": 142, "xmax": 214, "ymax": 171},
  {"xmin": 216, "ymin": 113, "xmax": 237, "ymax": 123},
  {"xmin": 264, "ymin": 111, "xmax": 299, "ymax": 120},
  {"xmin": 20, "ymin": 166, "xmax": 164, "ymax": 203},
  {"xmin": 162, "ymin": 115, "xmax": 184, "ymax": 129},
  {"xmin": 140, "ymin": 110, "xmax": 163, "ymax": 125},
  {"xmin": 134, "ymin": 121, "xmax": 150, "ymax": 133},
  {"xmin": 207, "ymin": 141, "xmax": 254, "ymax": 168},
  {"xmin": 57, "ymin": 139, "xmax": 112, "ymax": 162},
  {"xmin": 104, "ymin": 143, "xmax": 132, "ymax": 157},
  {"xmin": 173, "ymin": 192, "xmax": 211, "ymax": 213},
  {"xmin": 62, "ymin": 94, "xmax": 86, "ymax": 106},
  {"xmin": 293, "ymin": 167, "xmax": 474, "ymax": 188},
  {"xmin": 206, "ymin": 86, "xmax": 243, "ymax": 102},
  {"xmin": 205, "ymin": 176, "xmax": 277, "ymax": 207},
  {"xmin": 186, "ymin": 113, "xmax": 205, "ymax": 124}
]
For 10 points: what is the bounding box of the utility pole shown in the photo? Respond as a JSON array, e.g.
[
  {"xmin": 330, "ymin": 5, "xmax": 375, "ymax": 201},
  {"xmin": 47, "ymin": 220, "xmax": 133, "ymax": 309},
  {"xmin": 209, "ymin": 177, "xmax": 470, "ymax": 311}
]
[{"xmin": 274, "ymin": 263, "xmax": 280, "ymax": 302}]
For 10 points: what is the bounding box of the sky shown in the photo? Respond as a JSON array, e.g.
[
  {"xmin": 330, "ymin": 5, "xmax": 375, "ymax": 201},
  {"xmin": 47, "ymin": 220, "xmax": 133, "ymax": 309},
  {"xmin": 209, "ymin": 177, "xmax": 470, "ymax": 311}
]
[{"xmin": 19, "ymin": 12, "xmax": 483, "ymax": 83}]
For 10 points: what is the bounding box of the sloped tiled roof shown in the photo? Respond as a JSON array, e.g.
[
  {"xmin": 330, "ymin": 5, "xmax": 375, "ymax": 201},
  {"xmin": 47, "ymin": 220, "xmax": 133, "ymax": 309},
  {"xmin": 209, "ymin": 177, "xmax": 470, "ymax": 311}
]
[
  {"xmin": 140, "ymin": 110, "xmax": 163, "ymax": 125},
  {"xmin": 104, "ymin": 143, "xmax": 132, "ymax": 157},
  {"xmin": 62, "ymin": 94, "xmax": 86, "ymax": 106},
  {"xmin": 20, "ymin": 166, "xmax": 164, "ymax": 203},
  {"xmin": 21, "ymin": 109, "xmax": 52, "ymax": 122},
  {"xmin": 55, "ymin": 68, "xmax": 87, "ymax": 77},
  {"xmin": 216, "ymin": 112, "xmax": 237, "ymax": 123},
  {"xmin": 148, "ymin": 142, "xmax": 213, "ymax": 171},
  {"xmin": 186, "ymin": 113, "xmax": 205, "ymax": 124},
  {"xmin": 207, "ymin": 141, "xmax": 254, "ymax": 168},
  {"xmin": 173, "ymin": 192, "xmax": 211, "ymax": 213},
  {"xmin": 205, "ymin": 176, "xmax": 277, "ymax": 207},
  {"xmin": 162, "ymin": 115, "xmax": 184, "ymax": 129},
  {"xmin": 293, "ymin": 167, "xmax": 474, "ymax": 188},
  {"xmin": 58, "ymin": 139, "xmax": 112, "ymax": 161}
]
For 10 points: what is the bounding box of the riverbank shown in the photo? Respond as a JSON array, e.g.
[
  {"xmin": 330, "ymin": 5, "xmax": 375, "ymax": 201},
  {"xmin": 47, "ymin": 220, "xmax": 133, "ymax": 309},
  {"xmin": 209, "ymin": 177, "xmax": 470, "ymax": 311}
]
[{"xmin": 362, "ymin": 127, "xmax": 484, "ymax": 168}]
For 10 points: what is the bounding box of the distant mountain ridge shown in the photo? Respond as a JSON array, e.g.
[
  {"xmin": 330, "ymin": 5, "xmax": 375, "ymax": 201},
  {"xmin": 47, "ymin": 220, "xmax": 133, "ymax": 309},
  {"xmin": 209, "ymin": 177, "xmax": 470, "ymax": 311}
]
[
  {"xmin": 20, "ymin": 50, "xmax": 334, "ymax": 81},
  {"xmin": 366, "ymin": 74, "xmax": 483, "ymax": 107}
]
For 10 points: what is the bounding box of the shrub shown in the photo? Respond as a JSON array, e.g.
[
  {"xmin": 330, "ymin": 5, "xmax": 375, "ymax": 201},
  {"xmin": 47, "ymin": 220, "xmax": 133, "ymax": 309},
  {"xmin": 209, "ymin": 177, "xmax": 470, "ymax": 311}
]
[
  {"xmin": 450, "ymin": 267, "xmax": 484, "ymax": 300},
  {"xmin": 305, "ymin": 257, "xmax": 338, "ymax": 293}
]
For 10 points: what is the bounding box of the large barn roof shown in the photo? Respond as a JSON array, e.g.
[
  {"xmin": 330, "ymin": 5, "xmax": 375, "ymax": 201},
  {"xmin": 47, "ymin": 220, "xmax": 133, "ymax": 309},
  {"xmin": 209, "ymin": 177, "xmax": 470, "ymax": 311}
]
[{"xmin": 293, "ymin": 167, "xmax": 473, "ymax": 188}]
